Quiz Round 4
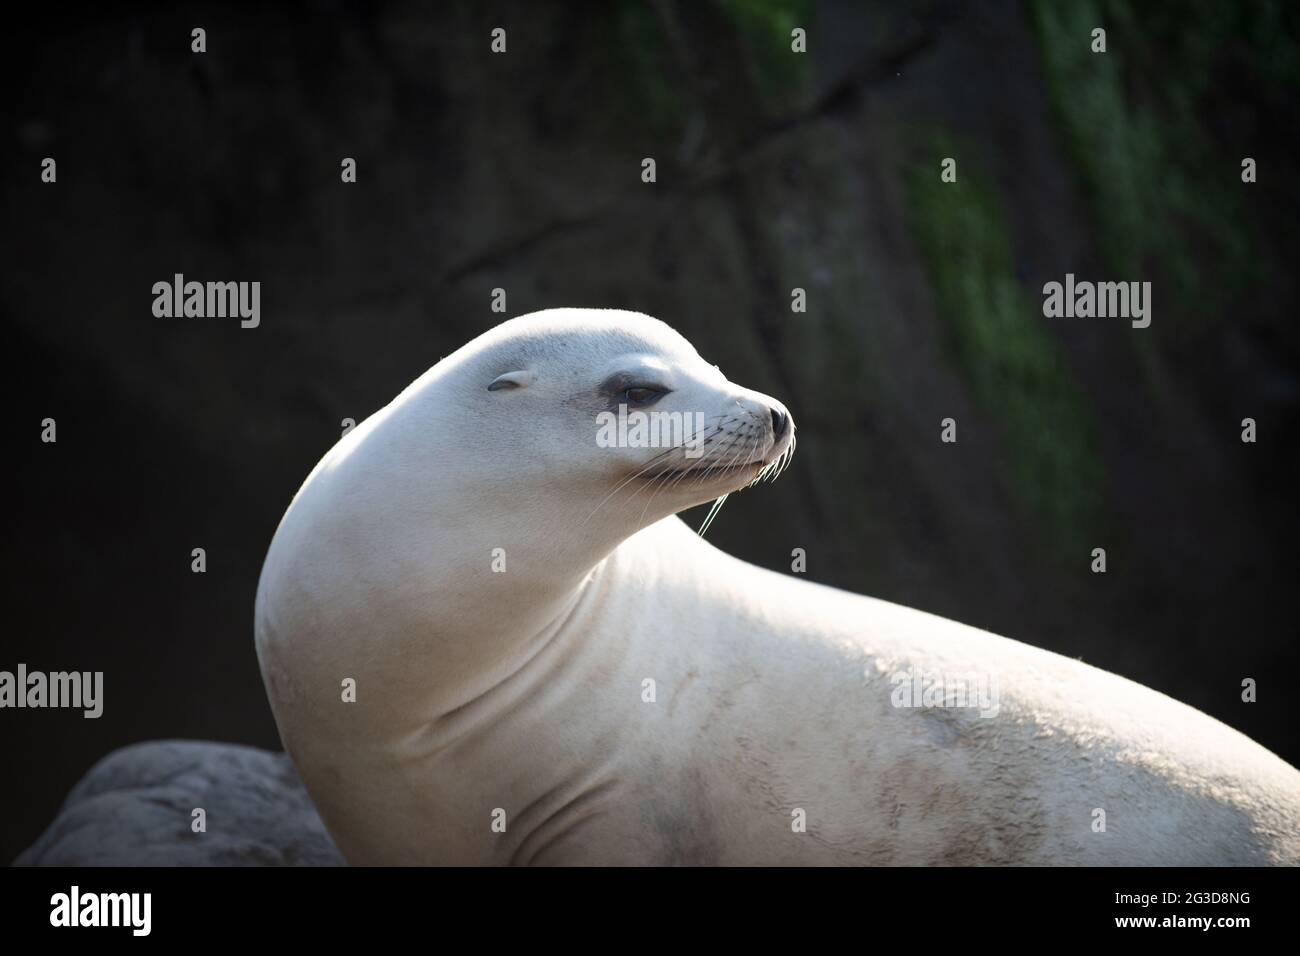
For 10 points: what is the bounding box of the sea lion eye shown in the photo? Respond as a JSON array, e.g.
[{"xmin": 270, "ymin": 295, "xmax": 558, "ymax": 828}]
[{"xmin": 623, "ymin": 386, "xmax": 665, "ymax": 406}]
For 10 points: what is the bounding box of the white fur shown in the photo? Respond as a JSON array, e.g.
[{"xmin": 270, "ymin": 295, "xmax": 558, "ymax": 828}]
[{"xmin": 256, "ymin": 308, "xmax": 1300, "ymax": 865}]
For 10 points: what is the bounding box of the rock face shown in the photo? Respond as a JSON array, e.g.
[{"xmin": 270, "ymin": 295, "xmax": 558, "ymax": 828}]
[{"xmin": 15, "ymin": 741, "xmax": 344, "ymax": 867}]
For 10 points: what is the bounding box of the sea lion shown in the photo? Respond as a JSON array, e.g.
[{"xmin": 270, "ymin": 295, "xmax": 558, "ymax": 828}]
[{"xmin": 255, "ymin": 308, "xmax": 1300, "ymax": 865}]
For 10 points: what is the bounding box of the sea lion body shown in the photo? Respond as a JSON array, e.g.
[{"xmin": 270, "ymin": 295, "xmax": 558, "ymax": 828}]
[{"xmin": 255, "ymin": 309, "xmax": 1300, "ymax": 865}]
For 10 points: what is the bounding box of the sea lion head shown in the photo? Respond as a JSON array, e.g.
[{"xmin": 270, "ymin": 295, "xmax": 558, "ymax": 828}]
[{"xmin": 462, "ymin": 308, "xmax": 794, "ymax": 525}]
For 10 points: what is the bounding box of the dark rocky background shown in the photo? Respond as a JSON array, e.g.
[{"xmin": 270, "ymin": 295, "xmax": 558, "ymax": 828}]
[{"xmin": 2, "ymin": 0, "xmax": 1297, "ymax": 864}]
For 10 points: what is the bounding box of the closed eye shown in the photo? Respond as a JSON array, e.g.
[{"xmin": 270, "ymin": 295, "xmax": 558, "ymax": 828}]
[{"xmin": 623, "ymin": 386, "xmax": 668, "ymax": 406}]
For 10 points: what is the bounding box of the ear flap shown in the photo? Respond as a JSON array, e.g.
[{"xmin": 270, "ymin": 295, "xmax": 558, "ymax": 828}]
[{"xmin": 487, "ymin": 370, "xmax": 534, "ymax": 392}]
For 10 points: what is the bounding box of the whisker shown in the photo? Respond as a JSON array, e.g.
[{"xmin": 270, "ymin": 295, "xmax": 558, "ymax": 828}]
[
  {"xmin": 581, "ymin": 446, "xmax": 680, "ymax": 525},
  {"xmin": 581, "ymin": 416, "xmax": 734, "ymax": 525},
  {"xmin": 586, "ymin": 410, "xmax": 792, "ymax": 536},
  {"xmin": 697, "ymin": 493, "xmax": 729, "ymax": 537},
  {"xmin": 630, "ymin": 415, "xmax": 739, "ymax": 529}
]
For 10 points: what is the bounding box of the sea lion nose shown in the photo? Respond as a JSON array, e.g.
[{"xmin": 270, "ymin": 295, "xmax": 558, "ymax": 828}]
[{"xmin": 770, "ymin": 407, "xmax": 789, "ymax": 440}]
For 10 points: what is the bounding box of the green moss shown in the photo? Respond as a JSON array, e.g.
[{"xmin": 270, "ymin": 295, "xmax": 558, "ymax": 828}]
[
  {"xmin": 906, "ymin": 137, "xmax": 1105, "ymax": 554},
  {"xmin": 716, "ymin": 0, "xmax": 813, "ymax": 99},
  {"xmin": 609, "ymin": 0, "xmax": 811, "ymax": 130},
  {"xmin": 1029, "ymin": 0, "xmax": 1276, "ymax": 316},
  {"xmin": 615, "ymin": 0, "xmax": 683, "ymax": 132}
]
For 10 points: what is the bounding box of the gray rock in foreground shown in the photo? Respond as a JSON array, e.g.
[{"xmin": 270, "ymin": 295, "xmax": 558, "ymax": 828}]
[{"xmin": 15, "ymin": 740, "xmax": 345, "ymax": 866}]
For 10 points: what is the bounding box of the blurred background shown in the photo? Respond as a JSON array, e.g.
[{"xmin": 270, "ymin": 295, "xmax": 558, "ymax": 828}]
[{"xmin": 2, "ymin": 0, "xmax": 1298, "ymax": 864}]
